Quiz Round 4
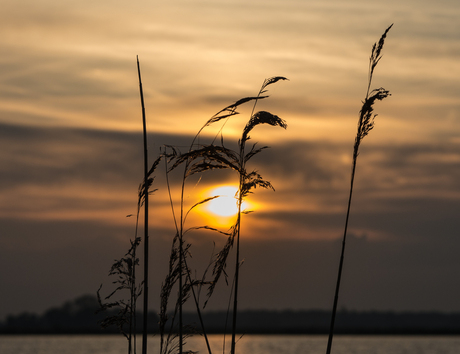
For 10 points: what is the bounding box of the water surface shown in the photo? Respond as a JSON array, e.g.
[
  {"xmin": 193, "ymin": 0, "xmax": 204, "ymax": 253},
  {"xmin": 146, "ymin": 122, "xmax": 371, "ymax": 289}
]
[{"xmin": 1, "ymin": 334, "xmax": 459, "ymax": 354}]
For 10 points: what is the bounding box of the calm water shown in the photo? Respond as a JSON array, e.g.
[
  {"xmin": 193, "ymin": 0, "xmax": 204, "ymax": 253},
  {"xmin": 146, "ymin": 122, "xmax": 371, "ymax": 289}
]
[{"xmin": 0, "ymin": 334, "xmax": 459, "ymax": 354}]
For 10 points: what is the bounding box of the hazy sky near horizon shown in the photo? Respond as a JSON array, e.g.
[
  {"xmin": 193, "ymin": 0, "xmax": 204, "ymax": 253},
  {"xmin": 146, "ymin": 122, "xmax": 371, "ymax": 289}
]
[{"xmin": 1, "ymin": 0, "xmax": 460, "ymax": 321}]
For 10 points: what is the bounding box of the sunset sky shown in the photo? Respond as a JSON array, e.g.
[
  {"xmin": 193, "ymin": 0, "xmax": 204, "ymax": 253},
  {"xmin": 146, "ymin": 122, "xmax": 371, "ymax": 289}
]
[{"xmin": 1, "ymin": 0, "xmax": 460, "ymax": 321}]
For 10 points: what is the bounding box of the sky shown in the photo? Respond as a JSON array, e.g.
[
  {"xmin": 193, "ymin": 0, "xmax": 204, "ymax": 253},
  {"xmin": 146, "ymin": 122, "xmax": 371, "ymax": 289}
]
[{"xmin": 1, "ymin": 0, "xmax": 460, "ymax": 321}]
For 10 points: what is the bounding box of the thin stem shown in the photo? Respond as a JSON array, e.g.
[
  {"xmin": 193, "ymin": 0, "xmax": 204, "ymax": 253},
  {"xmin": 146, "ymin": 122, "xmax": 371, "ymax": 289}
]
[
  {"xmin": 183, "ymin": 257, "xmax": 213, "ymax": 354},
  {"xmin": 137, "ymin": 56, "xmax": 149, "ymax": 354},
  {"xmin": 179, "ymin": 239, "xmax": 183, "ymax": 354},
  {"xmin": 230, "ymin": 82, "xmax": 266, "ymax": 354},
  {"xmin": 231, "ymin": 109, "xmax": 250, "ymax": 354},
  {"xmin": 179, "ymin": 170, "xmax": 186, "ymax": 354},
  {"xmin": 132, "ymin": 239, "xmax": 137, "ymax": 354},
  {"xmin": 230, "ymin": 203, "xmax": 242, "ymax": 354},
  {"xmin": 165, "ymin": 150, "xmax": 179, "ymax": 234},
  {"xmin": 326, "ymin": 155, "xmax": 357, "ymax": 354}
]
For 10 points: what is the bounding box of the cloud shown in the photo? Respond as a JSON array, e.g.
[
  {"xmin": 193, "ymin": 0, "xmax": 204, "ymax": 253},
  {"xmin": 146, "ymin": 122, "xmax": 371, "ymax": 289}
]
[
  {"xmin": 0, "ymin": 123, "xmax": 189, "ymax": 223},
  {"xmin": 1, "ymin": 0, "xmax": 458, "ymax": 142}
]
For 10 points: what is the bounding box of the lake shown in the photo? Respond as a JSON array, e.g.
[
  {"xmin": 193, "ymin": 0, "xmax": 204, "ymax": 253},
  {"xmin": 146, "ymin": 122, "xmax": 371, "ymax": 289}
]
[{"xmin": 0, "ymin": 334, "xmax": 459, "ymax": 354}]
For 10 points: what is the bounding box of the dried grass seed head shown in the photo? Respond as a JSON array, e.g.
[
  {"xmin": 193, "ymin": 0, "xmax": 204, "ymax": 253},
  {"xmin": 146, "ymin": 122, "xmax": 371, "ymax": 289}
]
[
  {"xmin": 370, "ymin": 24, "xmax": 393, "ymax": 74},
  {"xmin": 261, "ymin": 76, "xmax": 289, "ymax": 93},
  {"xmin": 242, "ymin": 111, "xmax": 287, "ymax": 143}
]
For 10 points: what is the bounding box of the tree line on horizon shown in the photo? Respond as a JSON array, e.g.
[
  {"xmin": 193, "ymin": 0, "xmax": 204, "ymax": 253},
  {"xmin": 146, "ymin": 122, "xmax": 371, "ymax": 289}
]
[{"xmin": 2, "ymin": 294, "xmax": 460, "ymax": 335}]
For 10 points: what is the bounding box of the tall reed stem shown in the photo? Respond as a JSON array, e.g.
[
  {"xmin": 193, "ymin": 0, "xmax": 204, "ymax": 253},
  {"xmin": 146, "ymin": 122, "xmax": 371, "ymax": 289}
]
[
  {"xmin": 230, "ymin": 93, "xmax": 259, "ymax": 354},
  {"xmin": 325, "ymin": 24, "xmax": 392, "ymax": 354},
  {"xmin": 137, "ymin": 56, "xmax": 149, "ymax": 354}
]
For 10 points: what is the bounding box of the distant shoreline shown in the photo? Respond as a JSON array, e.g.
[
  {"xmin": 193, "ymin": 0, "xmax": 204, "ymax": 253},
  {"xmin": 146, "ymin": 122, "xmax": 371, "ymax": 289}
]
[
  {"xmin": 2, "ymin": 295, "xmax": 460, "ymax": 335},
  {"xmin": 2, "ymin": 311, "xmax": 460, "ymax": 334}
]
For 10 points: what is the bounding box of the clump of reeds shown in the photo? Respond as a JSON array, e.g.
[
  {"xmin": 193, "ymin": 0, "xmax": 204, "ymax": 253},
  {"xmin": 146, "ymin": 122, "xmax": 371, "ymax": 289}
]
[
  {"xmin": 326, "ymin": 24, "xmax": 393, "ymax": 354},
  {"xmin": 160, "ymin": 76, "xmax": 287, "ymax": 354}
]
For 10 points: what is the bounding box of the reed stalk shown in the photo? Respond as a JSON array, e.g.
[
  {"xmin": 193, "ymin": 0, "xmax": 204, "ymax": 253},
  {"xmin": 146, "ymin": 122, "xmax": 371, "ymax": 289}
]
[
  {"xmin": 326, "ymin": 24, "xmax": 393, "ymax": 354},
  {"xmin": 137, "ymin": 56, "xmax": 149, "ymax": 354},
  {"xmin": 97, "ymin": 59, "xmax": 162, "ymax": 354},
  {"xmin": 230, "ymin": 82, "xmax": 270, "ymax": 354}
]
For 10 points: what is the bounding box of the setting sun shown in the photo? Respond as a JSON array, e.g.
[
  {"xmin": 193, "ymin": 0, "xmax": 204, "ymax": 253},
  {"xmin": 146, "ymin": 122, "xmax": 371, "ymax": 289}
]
[{"xmin": 206, "ymin": 186, "xmax": 247, "ymax": 217}]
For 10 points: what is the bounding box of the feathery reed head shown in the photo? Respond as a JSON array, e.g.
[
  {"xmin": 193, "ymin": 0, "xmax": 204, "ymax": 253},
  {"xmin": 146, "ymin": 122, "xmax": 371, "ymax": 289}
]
[
  {"xmin": 357, "ymin": 87, "xmax": 391, "ymax": 142},
  {"xmin": 260, "ymin": 76, "xmax": 289, "ymax": 94},
  {"xmin": 370, "ymin": 24, "xmax": 393, "ymax": 77},
  {"xmin": 242, "ymin": 111, "xmax": 287, "ymax": 143},
  {"xmin": 204, "ymin": 96, "xmax": 269, "ymax": 128},
  {"xmin": 356, "ymin": 25, "xmax": 393, "ymax": 149}
]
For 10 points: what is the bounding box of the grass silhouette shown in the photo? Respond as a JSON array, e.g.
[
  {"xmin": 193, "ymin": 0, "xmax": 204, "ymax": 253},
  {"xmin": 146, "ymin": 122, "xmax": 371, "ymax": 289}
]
[
  {"xmin": 97, "ymin": 24, "xmax": 393, "ymax": 354},
  {"xmin": 326, "ymin": 24, "xmax": 393, "ymax": 354},
  {"xmin": 137, "ymin": 56, "xmax": 150, "ymax": 354}
]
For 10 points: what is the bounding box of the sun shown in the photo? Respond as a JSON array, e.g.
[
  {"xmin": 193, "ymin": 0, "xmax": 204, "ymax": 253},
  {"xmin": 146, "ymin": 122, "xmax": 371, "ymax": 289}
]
[{"xmin": 206, "ymin": 185, "xmax": 248, "ymax": 217}]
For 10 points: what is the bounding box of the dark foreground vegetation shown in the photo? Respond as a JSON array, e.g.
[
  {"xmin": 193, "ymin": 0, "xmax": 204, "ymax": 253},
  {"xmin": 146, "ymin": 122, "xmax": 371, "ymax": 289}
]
[{"xmin": 2, "ymin": 295, "xmax": 460, "ymax": 335}]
